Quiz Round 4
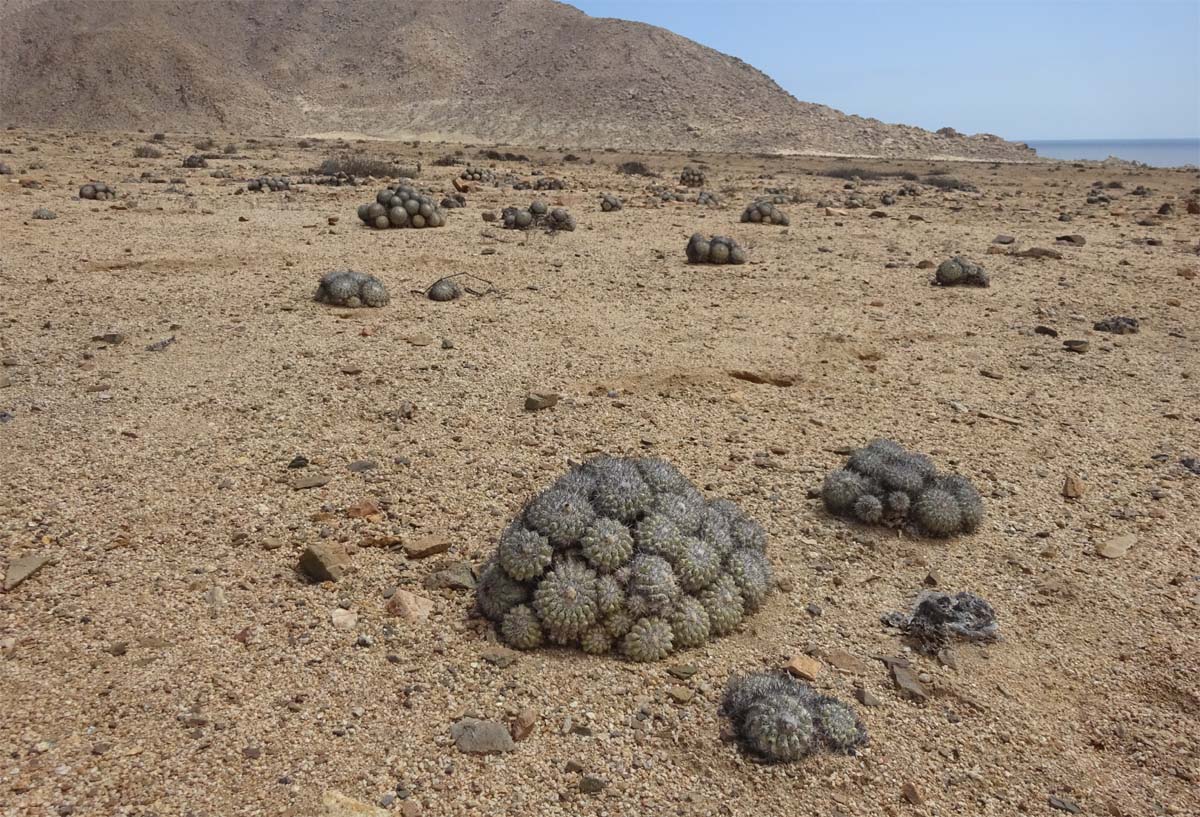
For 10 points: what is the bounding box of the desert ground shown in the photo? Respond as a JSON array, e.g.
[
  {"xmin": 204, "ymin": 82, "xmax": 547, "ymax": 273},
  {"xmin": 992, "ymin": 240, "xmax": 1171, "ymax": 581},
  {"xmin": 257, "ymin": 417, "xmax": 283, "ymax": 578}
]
[{"xmin": 1, "ymin": 132, "xmax": 1198, "ymax": 817}]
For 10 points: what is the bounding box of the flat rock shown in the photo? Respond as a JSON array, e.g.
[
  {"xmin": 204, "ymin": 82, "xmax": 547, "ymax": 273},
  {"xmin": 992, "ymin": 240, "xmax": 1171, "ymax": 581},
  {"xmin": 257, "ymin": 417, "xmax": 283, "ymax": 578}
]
[
  {"xmin": 992, "ymin": 234, "xmax": 1015, "ymax": 244},
  {"xmin": 524, "ymin": 391, "xmax": 560, "ymax": 411},
  {"xmin": 3, "ymin": 553, "xmax": 51, "ymax": 591},
  {"xmin": 1055, "ymin": 234, "xmax": 1086, "ymax": 246},
  {"xmin": 292, "ymin": 473, "xmax": 331, "ymax": 490},
  {"xmin": 330, "ymin": 608, "xmax": 358, "ymax": 630},
  {"xmin": 385, "ymin": 589, "xmax": 434, "ymax": 621},
  {"xmin": 321, "ymin": 790, "xmax": 390, "ymax": 817},
  {"xmin": 1048, "ymin": 795, "xmax": 1081, "ymax": 813},
  {"xmin": 784, "ymin": 654, "xmax": 821, "ymax": 682},
  {"xmin": 1063, "ymin": 339, "xmax": 1089, "ymax": 354},
  {"xmin": 482, "ymin": 646, "xmax": 519, "ymax": 668},
  {"xmin": 404, "ymin": 534, "xmax": 451, "ymax": 559},
  {"xmin": 1097, "ymin": 533, "xmax": 1136, "ymax": 559},
  {"xmin": 667, "ymin": 663, "xmax": 698, "ymax": 680},
  {"xmin": 1013, "ymin": 247, "xmax": 1063, "ymax": 260},
  {"xmin": 891, "ymin": 664, "xmax": 929, "ymax": 702},
  {"xmin": 823, "ymin": 648, "xmax": 869, "ymax": 675},
  {"xmin": 450, "ymin": 718, "xmax": 515, "ymax": 754},
  {"xmin": 299, "ymin": 542, "xmax": 349, "ymax": 582},
  {"xmin": 422, "ymin": 562, "xmax": 476, "ymax": 590},
  {"xmin": 666, "ymin": 685, "xmax": 694, "ymax": 704},
  {"xmin": 345, "ymin": 499, "xmax": 380, "ymax": 519},
  {"xmin": 855, "ymin": 687, "xmax": 881, "ymax": 707},
  {"xmin": 902, "ymin": 781, "xmax": 923, "ymax": 805},
  {"xmin": 579, "ymin": 776, "xmax": 607, "ymax": 794}
]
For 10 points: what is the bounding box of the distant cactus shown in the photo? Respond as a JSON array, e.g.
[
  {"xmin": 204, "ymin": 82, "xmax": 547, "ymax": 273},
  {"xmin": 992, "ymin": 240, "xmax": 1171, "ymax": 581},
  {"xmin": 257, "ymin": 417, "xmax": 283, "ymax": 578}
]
[
  {"xmin": 686, "ymin": 233, "xmax": 747, "ymax": 265},
  {"xmin": 935, "ymin": 256, "xmax": 989, "ymax": 287},
  {"xmin": 477, "ymin": 456, "xmax": 773, "ymax": 660},
  {"xmin": 246, "ymin": 176, "xmax": 290, "ymax": 192},
  {"xmin": 78, "ymin": 182, "xmax": 117, "ymax": 200},
  {"xmin": 697, "ymin": 190, "xmax": 721, "ymax": 207},
  {"xmin": 502, "ymin": 201, "xmax": 576, "ymax": 232},
  {"xmin": 741, "ymin": 200, "xmax": 789, "ymax": 225},
  {"xmin": 600, "ymin": 192, "xmax": 623, "ymax": 212},
  {"xmin": 460, "ymin": 167, "xmax": 495, "ymax": 183},
  {"xmin": 313, "ymin": 270, "xmax": 390, "ymax": 308},
  {"xmin": 357, "ymin": 185, "xmax": 446, "ymax": 229},
  {"xmin": 182, "ymin": 154, "xmax": 208, "ymax": 169},
  {"xmin": 722, "ymin": 671, "xmax": 867, "ymax": 762},
  {"xmin": 680, "ymin": 166, "xmax": 705, "ymax": 187},
  {"xmin": 821, "ymin": 438, "xmax": 983, "ymax": 537}
]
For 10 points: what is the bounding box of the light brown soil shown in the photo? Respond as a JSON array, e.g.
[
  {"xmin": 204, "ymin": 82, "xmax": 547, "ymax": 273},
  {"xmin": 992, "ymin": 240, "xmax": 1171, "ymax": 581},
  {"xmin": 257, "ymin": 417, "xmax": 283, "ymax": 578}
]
[{"xmin": 1, "ymin": 132, "xmax": 1198, "ymax": 817}]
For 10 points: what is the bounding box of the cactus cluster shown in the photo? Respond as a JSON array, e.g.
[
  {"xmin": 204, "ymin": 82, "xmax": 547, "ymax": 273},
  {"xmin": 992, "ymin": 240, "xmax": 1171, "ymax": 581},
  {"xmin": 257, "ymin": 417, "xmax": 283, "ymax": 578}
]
[
  {"xmin": 655, "ymin": 188, "xmax": 687, "ymax": 202},
  {"xmin": 741, "ymin": 200, "xmax": 789, "ymax": 225},
  {"xmin": 460, "ymin": 167, "xmax": 494, "ymax": 183},
  {"xmin": 79, "ymin": 182, "xmax": 117, "ymax": 200},
  {"xmin": 935, "ymin": 256, "xmax": 989, "ymax": 287},
  {"xmin": 721, "ymin": 672, "xmax": 867, "ymax": 762},
  {"xmin": 356, "ymin": 186, "xmax": 446, "ymax": 229},
  {"xmin": 821, "ymin": 438, "xmax": 983, "ymax": 537},
  {"xmin": 885, "ymin": 591, "xmax": 999, "ymax": 653},
  {"xmin": 476, "ymin": 456, "xmax": 774, "ymax": 661},
  {"xmin": 534, "ymin": 176, "xmax": 566, "ymax": 191},
  {"xmin": 182, "ymin": 154, "xmax": 208, "ymax": 169},
  {"xmin": 301, "ymin": 172, "xmax": 362, "ymax": 187},
  {"xmin": 1093, "ymin": 315, "xmax": 1139, "ymax": 334},
  {"xmin": 697, "ymin": 190, "xmax": 721, "ymax": 207},
  {"xmin": 501, "ymin": 201, "xmax": 577, "ymax": 231},
  {"xmin": 440, "ymin": 193, "xmax": 466, "ymax": 209},
  {"xmin": 246, "ymin": 176, "xmax": 290, "ymax": 192},
  {"xmin": 600, "ymin": 193, "xmax": 623, "ymax": 212},
  {"xmin": 427, "ymin": 277, "xmax": 463, "ymax": 302},
  {"xmin": 313, "ymin": 270, "xmax": 390, "ymax": 308},
  {"xmin": 764, "ymin": 188, "xmax": 801, "ymax": 204},
  {"xmin": 686, "ymin": 233, "xmax": 747, "ymax": 265},
  {"xmin": 680, "ymin": 166, "xmax": 705, "ymax": 187}
]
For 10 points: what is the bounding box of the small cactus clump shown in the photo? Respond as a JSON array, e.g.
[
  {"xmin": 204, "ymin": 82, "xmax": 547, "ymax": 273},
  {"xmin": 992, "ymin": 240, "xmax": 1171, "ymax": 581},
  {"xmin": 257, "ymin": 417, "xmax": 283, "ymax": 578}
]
[
  {"xmin": 741, "ymin": 200, "xmax": 789, "ymax": 225},
  {"xmin": 534, "ymin": 176, "xmax": 566, "ymax": 191},
  {"xmin": 600, "ymin": 193, "xmax": 623, "ymax": 212},
  {"xmin": 680, "ymin": 166, "xmax": 705, "ymax": 187},
  {"xmin": 821, "ymin": 438, "xmax": 983, "ymax": 537},
  {"xmin": 427, "ymin": 277, "xmax": 463, "ymax": 302},
  {"xmin": 440, "ymin": 193, "xmax": 466, "ymax": 209},
  {"xmin": 182, "ymin": 154, "xmax": 208, "ymax": 169},
  {"xmin": 476, "ymin": 456, "xmax": 774, "ymax": 660},
  {"xmin": 697, "ymin": 190, "xmax": 720, "ymax": 207},
  {"xmin": 460, "ymin": 167, "xmax": 495, "ymax": 183},
  {"xmin": 884, "ymin": 590, "xmax": 999, "ymax": 653},
  {"xmin": 313, "ymin": 270, "xmax": 390, "ymax": 308},
  {"xmin": 1093, "ymin": 316, "xmax": 1139, "ymax": 335},
  {"xmin": 935, "ymin": 256, "xmax": 989, "ymax": 287},
  {"xmin": 79, "ymin": 182, "xmax": 117, "ymax": 200},
  {"xmin": 721, "ymin": 671, "xmax": 867, "ymax": 762},
  {"xmin": 246, "ymin": 176, "xmax": 290, "ymax": 192},
  {"xmin": 357, "ymin": 186, "xmax": 446, "ymax": 229},
  {"xmin": 686, "ymin": 233, "xmax": 747, "ymax": 265},
  {"xmin": 502, "ymin": 201, "xmax": 576, "ymax": 232}
]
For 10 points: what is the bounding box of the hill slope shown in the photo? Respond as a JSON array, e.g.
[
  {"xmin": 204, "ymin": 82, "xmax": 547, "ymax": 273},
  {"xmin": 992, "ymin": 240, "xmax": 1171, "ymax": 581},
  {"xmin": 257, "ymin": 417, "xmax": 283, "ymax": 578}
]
[{"xmin": 0, "ymin": 0, "xmax": 1034, "ymax": 159}]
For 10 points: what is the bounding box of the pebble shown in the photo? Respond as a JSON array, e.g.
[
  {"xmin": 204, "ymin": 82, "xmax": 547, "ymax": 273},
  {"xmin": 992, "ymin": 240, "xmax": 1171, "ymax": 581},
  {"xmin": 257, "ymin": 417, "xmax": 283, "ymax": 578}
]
[
  {"xmin": 1096, "ymin": 533, "xmax": 1135, "ymax": 559},
  {"xmin": 331, "ymin": 609, "xmax": 358, "ymax": 630},
  {"xmin": 299, "ymin": 542, "xmax": 350, "ymax": 582},
  {"xmin": 450, "ymin": 718, "xmax": 515, "ymax": 753},
  {"xmin": 422, "ymin": 563, "xmax": 476, "ymax": 590},
  {"xmin": 321, "ymin": 790, "xmax": 390, "ymax": 817},
  {"xmin": 347, "ymin": 459, "xmax": 377, "ymax": 472},
  {"xmin": 403, "ymin": 534, "xmax": 451, "ymax": 559},
  {"xmin": 524, "ymin": 390, "xmax": 561, "ymax": 411},
  {"xmin": 1048, "ymin": 795, "xmax": 1081, "ymax": 813},
  {"xmin": 891, "ymin": 664, "xmax": 930, "ymax": 702},
  {"xmin": 511, "ymin": 707, "xmax": 538, "ymax": 741},
  {"xmin": 901, "ymin": 781, "xmax": 923, "ymax": 805},
  {"xmin": 1062, "ymin": 474, "xmax": 1086, "ymax": 499},
  {"xmin": 666, "ymin": 685, "xmax": 694, "ymax": 704},
  {"xmin": 3, "ymin": 553, "xmax": 51, "ymax": 591},
  {"xmin": 784, "ymin": 654, "xmax": 821, "ymax": 682},
  {"xmin": 292, "ymin": 473, "xmax": 331, "ymax": 490},
  {"xmin": 1062, "ymin": 339, "xmax": 1089, "ymax": 353},
  {"xmin": 855, "ymin": 687, "xmax": 881, "ymax": 707},
  {"xmin": 385, "ymin": 589, "xmax": 435, "ymax": 621},
  {"xmin": 579, "ymin": 776, "xmax": 607, "ymax": 794}
]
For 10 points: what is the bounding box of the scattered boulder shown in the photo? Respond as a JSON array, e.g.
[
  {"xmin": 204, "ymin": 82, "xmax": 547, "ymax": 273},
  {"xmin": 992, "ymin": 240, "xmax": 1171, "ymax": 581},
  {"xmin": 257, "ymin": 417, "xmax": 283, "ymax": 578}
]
[
  {"xmin": 686, "ymin": 233, "xmax": 747, "ymax": 265},
  {"xmin": 314, "ymin": 270, "xmax": 390, "ymax": 307},
  {"xmin": 299, "ymin": 543, "xmax": 349, "ymax": 582},
  {"xmin": 935, "ymin": 256, "xmax": 989, "ymax": 287}
]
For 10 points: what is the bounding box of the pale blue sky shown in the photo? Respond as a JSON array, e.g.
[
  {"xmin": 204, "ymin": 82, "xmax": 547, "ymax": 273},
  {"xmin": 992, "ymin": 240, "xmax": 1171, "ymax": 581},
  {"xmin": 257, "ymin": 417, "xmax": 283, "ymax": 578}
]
[{"xmin": 572, "ymin": 0, "xmax": 1200, "ymax": 140}]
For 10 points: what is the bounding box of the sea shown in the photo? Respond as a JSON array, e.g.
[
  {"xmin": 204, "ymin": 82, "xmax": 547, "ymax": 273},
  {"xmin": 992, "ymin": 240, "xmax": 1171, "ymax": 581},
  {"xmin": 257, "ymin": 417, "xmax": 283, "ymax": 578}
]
[{"xmin": 1023, "ymin": 138, "xmax": 1200, "ymax": 168}]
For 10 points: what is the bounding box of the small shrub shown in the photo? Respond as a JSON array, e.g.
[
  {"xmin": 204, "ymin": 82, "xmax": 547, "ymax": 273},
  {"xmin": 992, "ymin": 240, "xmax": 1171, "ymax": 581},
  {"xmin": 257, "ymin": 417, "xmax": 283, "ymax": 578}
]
[
  {"xmin": 133, "ymin": 145, "xmax": 162, "ymax": 159},
  {"xmin": 151, "ymin": 132, "xmax": 166, "ymax": 142},
  {"xmin": 316, "ymin": 154, "xmax": 411, "ymax": 179},
  {"xmin": 616, "ymin": 160, "xmax": 654, "ymax": 176},
  {"xmin": 193, "ymin": 137, "xmax": 215, "ymax": 151},
  {"xmin": 222, "ymin": 143, "xmax": 238, "ymax": 155},
  {"xmin": 923, "ymin": 175, "xmax": 977, "ymax": 191}
]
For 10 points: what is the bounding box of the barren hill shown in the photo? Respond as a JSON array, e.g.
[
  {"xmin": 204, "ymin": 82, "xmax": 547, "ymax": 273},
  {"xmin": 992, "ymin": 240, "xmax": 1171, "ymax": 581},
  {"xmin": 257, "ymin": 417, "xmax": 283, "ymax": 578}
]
[{"xmin": 0, "ymin": 0, "xmax": 1034, "ymax": 160}]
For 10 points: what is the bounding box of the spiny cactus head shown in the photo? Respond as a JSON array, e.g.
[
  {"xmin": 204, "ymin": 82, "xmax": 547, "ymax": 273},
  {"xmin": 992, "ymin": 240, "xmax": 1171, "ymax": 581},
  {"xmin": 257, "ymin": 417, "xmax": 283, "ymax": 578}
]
[
  {"xmin": 591, "ymin": 465, "xmax": 653, "ymax": 522},
  {"xmin": 740, "ymin": 697, "xmax": 816, "ymax": 762},
  {"xmin": 580, "ymin": 625, "xmax": 613, "ymax": 655},
  {"xmin": 500, "ymin": 604, "xmax": 544, "ymax": 650},
  {"xmin": 627, "ymin": 553, "xmax": 680, "ymax": 615},
  {"xmin": 652, "ymin": 488, "xmax": 705, "ymax": 535},
  {"xmin": 636, "ymin": 458, "xmax": 691, "ymax": 494},
  {"xmin": 621, "ymin": 616, "xmax": 674, "ymax": 662},
  {"xmin": 822, "ymin": 469, "xmax": 867, "ymax": 515},
  {"xmin": 634, "ymin": 513, "xmax": 683, "ymax": 561},
  {"xmin": 700, "ymin": 573, "xmax": 745, "ymax": 636},
  {"xmin": 854, "ymin": 493, "xmax": 884, "ymax": 524},
  {"xmin": 497, "ymin": 524, "xmax": 553, "ymax": 581},
  {"xmin": 912, "ymin": 487, "xmax": 962, "ymax": 536},
  {"xmin": 725, "ymin": 549, "xmax": 772, "ymax": 611},
  {"xmin": 674, "ymin": 536, "xmax": 721, "ymax": 592},
  {"xmin": 532, "ymin": 559, "xmax": 599, "ymax": 638},
  {"xmin": 524, "ymin": 487, "xmax": 596, "ymax": 547},
  {"xmin": 669, "ymin": 595, "xmax": 711, "ymax": 648},
  {"xmin": 580, "ymin": 518, "xmax": 634, "ymax": 573},
  {"xmin": 476, "ymin": 559, "xmax": 530, "ymax": 622},
  {"xmin": 812, "ymin": 697, "xmax": 868, "ymax": 753},
  {"xmin": 729, "ymin": 515, "xmax": 767, "ymax": 552},
  {"xmin": 594, "ymin": 573, "xmax": 625, "ymax": 615}
]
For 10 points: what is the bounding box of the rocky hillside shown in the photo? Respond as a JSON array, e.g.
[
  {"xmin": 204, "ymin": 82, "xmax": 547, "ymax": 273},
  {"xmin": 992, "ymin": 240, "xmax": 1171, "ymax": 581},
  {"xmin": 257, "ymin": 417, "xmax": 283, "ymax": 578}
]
[{"xmin": 0, "ymin": 0, "xmax": 1035, "ymax": 160}]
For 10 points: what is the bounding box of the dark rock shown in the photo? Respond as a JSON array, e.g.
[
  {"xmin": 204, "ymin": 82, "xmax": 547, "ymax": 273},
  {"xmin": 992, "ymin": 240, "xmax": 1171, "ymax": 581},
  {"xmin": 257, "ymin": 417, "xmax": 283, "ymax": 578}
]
[
  {"xmin": 1093, "ymin": 316, "xmax": 1139, "ymax": 334},
  {"xmin": 450, "ymin": 718, "xmax": 515, "ymax": 754}
]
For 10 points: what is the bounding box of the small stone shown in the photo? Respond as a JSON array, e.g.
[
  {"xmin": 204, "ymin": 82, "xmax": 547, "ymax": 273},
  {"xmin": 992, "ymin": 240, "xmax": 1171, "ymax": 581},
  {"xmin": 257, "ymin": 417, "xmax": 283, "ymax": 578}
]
[
  {"xmin": 385, "ymin": 589, "xmax": 435, "ymax": 621},
  {"xmin": 242, "ymin": 745, "xmax": 262, "ymax": 759},
  {"xmin": 579, "ymin": 776, "xmax": 607, "ymax": 794},
  {"xmin": 1062, "ymin": 474, "xmax": 1085, "ymax": 499},
  {"xmin": 347, "ymin": 459, "xmax": 377, "ymax": 473},
  {"xmin": 1014, "ymin": 247, "xmax": 1063, "ymax": 260},
  {"xmin": 901, "ymin": 781, "xmax": 923, "ymax": 805},
  {"xmin": 403, "ymin": 535, "xmax": 451, "ymax": 559},
  {"xmin": 321, "ymin": 790, "xmax": 390, "ymax": 817},
  {"xmin": 331, "ymin": 608, "xmax": 358, "ymax": 630},
  {"xmin": 345, "ymin": 499, "xmax": 380, "ymax": 519},
  {"xmin": 1063, "ymin": 339, "xmax": 1089, "ymax": 354},
  {"xmin": 1034, "ymin": 325, "xmax": 1059, "ymax": 337},
  {"xmin": 806, "ymin": 602, "xmax": 823, "ymax": 617},
  {"xmin": 1096, "ymin": 533, "xmax": 1135, "ymax": 559},
  {"xmin": 891, "ymin": 664, "xmax": 929, "ymax": 702},
  {"xmin": 511, "ymin": 707, "xmax": 538, "ymax": 741},
  {"xmin": 450, "ymin": 718, "xmax": 515, "ymax": 754},
  {"xmin": 992, "ymin": 234, "xmax": 1015, "ymax": 245},
  {"xmin": 916, "ymin": 260, "xmax": 934, "ymax": 269},
  {"xmin": 292, "ymin": 473, "xmax": 331, "ymax": 490},
  {"xmin": 784, "ymin": 654, "xmax": 821, "ymax": 682},
  {"xmin": 3, "ymin": 553, "xmax": 51, "ymax": 591},
  {"xmin": 482, "ymin": 646, "xmax": 519, "ymax": 668},
  {"xmin": 299, "ymin": 542, "xmax": 349, "ymax": 582},
  {"xmin": 422, "ymin": 562, "xmax": 476, "ymax": 590},
  {"xmin": 855, "ymin": 687, "xmax": 881, "ymax": 707},
  {"xmin": 1055, "ymin": 234, "xmax": 1086, "ymax": 246},
  {"xmin": 824, "ymin": 648, "xmax": 869, "ymax": 675},
  {"xmin": 91, "ymin": 332, "xmax": 126, "ymax": 345},
  {"xmin": 524, "ymin": 391, "xmax": 560, "ymax": 411},
  {"xmin": 667, "ymin": 664, "xmax": 698, "ymax": 680},
  {"xmin": 1048, "ymin": 795, "xmax": 1081, "ymax": 814},
  {"xmin": 666, "ymin": 685, "xmax": 694, "ymax": 704}
]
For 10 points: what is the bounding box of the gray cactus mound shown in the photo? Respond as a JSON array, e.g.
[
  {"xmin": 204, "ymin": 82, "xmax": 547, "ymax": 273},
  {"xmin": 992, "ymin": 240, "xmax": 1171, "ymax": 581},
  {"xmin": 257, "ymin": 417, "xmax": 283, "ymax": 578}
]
[
  {"xmin": 679, "ymin": 166, "xmax": 705, "ymax": 187},
  {"xmin": 885, "ymin": 590, "xmax": 999, "ymax": 654},
  {"xmin": 32, "ymin": 208, "xmax": 56, "ymax": 220},
  {"xmin": 740, "ymin": 200, "xmax": 789, "ymax": 225},
  {"xmin": 79, "ymin": 182, "xmax": 117, "ymax": 201},
  {"xmin": 502, "ymin": 202, "xmax": 576, "ymax": 232},
  {"xmin": 0, "ymin": 162, "xmax": 13, "ymax": 175},
  {"xmin": 247, "ymin": 176, "xmax": 290, "ymax": 192},
  {"xmin": 534, "ymin": 176, "xmax": 566, "ymax": 191},
  {"xmin": 428, "ymin": 277, "xmax": 463, "ymax": 302},
  {"xmin": 478, "ymin": 456, "xmax": 773, "ymax": 660},
  {"xmin": 1093, "ymin": 316, "xmax": 1139, "ymax": 334},
  {"xmin": 460, "ymin": 167, "xmax": 495, "ymax": 183},
  {"xmin": 182, "ymin": 155, "xmax": 208, "ymax": 169},
  {"xmin": 697, "ymin": 190, "xmax": 720, "ymax": 207},
  {"xmin": 821, "ymin": 438, "xmax": 983, "ymax": 537},
  {"xmin": 313, "ymin": 270, "xmax": 390, "ymax": 308},
  {"xmin": 356, "ymin": 186, "xmax": 445, "ymax": 229},
  {"xmin": 600, "ymin": 193, "xmax": 623, "ymax": 212},
  {"xmin": 686, "ymin": 233, "xmax": 747, "ymax": 265},
  {"xmin": 441, "ymin": 194, "xmax": 466, "ymax": 209},
  {"xmin": 722, "ymin": 671, "xmax": 868, "ymax": 762},
  {"xmin": 935, "ymin": 256, "xmax": 989, "ymax": 287}
]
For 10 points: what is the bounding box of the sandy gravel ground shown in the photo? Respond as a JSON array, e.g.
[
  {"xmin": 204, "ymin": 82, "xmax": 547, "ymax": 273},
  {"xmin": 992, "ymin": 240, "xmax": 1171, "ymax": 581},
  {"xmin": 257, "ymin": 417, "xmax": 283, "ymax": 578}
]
[{"xmin": 1, "ymin": 132, "xmax": 1198, "ymax": 817}]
